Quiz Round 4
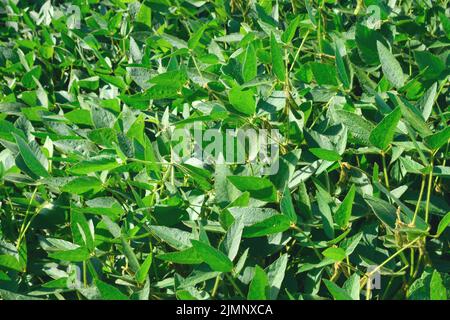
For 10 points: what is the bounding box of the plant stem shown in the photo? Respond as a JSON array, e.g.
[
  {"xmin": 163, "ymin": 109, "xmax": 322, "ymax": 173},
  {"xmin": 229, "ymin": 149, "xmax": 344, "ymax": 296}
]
[
  {"xmin": 382, "ymin": 278, "xmax": 393, "ymax": 300},
  {"xmin": 225, "ymin": 274, "xmax": 245, "ymax": 298},
  {"xmin": 346, "ymin": 256, "xmax": 351, "ymax": 275},
  {"xmin": 381, "ymin": 151, "xmax": 390, "ymax": 190},
  {"xmin": 83, "ymin": 261, "xmax": 87, "ymax": 288},
  {"xmin": 366, "ymin": 276, "xmax": 372, "ymax": 300},
  {"xmin": 411, "ymin": 175, "xmax": 426, "ymax": 226},
  {"xmin": 289, "ymin": 30, "xmax": 310, "ymax": 73},
  {"xmin": 412, "ymin": 252, "xmax": 423, "ymax": 278},
  {"xmin": 434, "ymin": 142, "xmax": 448, "ymax": 188},
  {"xmin": 291, "ymin": 225, "xmax": 334, "ymax": 277},
  {"xmin": 317, "ymin": 1, "xmax": 322, "ymax": 54},
  {"xmin": 361, "ymin": 237, "xmax": 422, "ymax": 294},
  {"xmin": 425, "ymin": 157, "xmax": 434, "ymax": 223},
  {"xmin": 16, "ymin": 187, "xmax": 38, "ymax": 249},
  {"xmin": 211, "ymin": 275, "xmax": 221, "ymax": 297},
  {"xmin": 367, "ymin": 237, "xmax": 421, "ymax": 277},
  {"xmin": 291, "ymin": 225, "xmax": 322, "ymax": 260}
]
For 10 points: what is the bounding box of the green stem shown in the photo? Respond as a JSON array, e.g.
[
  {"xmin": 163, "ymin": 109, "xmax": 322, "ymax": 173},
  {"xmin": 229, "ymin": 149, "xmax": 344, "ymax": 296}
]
[
  {"xmin": 211, "ymin": 275, "xmax": 221, "ymax": 297},
  {"xmin": 191, "ymin": 54, "xmax": 204, "ymax": 83},
  {"xmin": 16, "ymin": 188, "xmax": 38, "ymax": 249},
  {"xmin": 83, "ymin": 261, "xmax": 87, "ymax": 288},
  {"xmin": 225, "ymin": 274, "xmax": 245, "ymax": 298},
  {"xmin": 291, "ymin": 225, "xmax": 333, "ymax": 277},
  {"xmin": 317, "ymin": 1, "xmax": 322, "ymax": 54},
  {"xmin": 412, "ymin": 252, "xmax": 423, "ymax": 278},
  {"xmin": 291, "ymin": 225, "xmax": 322, "ymax": 260},
  {"xmin": 382, "ymin": 279, "xmax": 394, "ymax": 300},
  {"xmin": 411, "ymin": 175, "xmax": 426, "ymax": 226},
  {"xmin": 434, "ymin": 142, "xmax": 448, "ymax": 187},
  {"xmin": 425, "ymin": 157, "xmax": 434, "ymax": 223},
  {"xmin": 346, "ymin": 256, "xmax": 351, "ymax": 275},
  {"xmin": 288, "ymin": 30, "xmax": 310, "ymax": 74},
  {"xmin": 366, "ymin": 237, "xmax": 420, "ymax": 278},
  {"xmin": 381, "ymin": 151, "xmax": 390, "ymax": 190},
  {"xmin": 366, "ymin": 277, "xmax": 372, "ymax": 300}
]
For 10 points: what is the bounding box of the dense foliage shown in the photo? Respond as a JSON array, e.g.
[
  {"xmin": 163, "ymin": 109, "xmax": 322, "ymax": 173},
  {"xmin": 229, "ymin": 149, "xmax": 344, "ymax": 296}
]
[{"xmin": 0, "ymin": 0, "xmax": 449, "ymax": 300}]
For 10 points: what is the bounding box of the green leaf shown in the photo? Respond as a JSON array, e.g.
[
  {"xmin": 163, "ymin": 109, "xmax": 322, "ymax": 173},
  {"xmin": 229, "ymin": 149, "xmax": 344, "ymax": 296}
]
[
  {"xmin": 228, "ymin": 176, "xmax": 277, "ymax": 202},
  {"xmin": 377, "ymin": 41, "xmax": 406, "ymax": 88},
  {"xmin": 323, "ymin": 279, "xmax": 353, "ymax": 300},
  {"xmin": 0, "ymin": 120, "xmax": 25, "ymax": 142},
  {"xmin": 310, "ymin": 62, "xmax": 338, "ymax": 86},
  {"xmin": 432, "ymin": 166, "xmax": 450, "ymax": 177},
  {"xmin": 415, "ymin": 51, "xmax": 445, "ymax": 80},
  {"xmin": 355, "ymin": 24, "xmax": 383, "ymax": 65},
  {"xmin": 223, "ymin": 219, "xmax": 244, "ymax": 261},
  {"xmin": 99, "ymin": 74, "xmax": 127, "ymax": 90},
  {"xmin": 316, "ymin": 188, "xmax": 335, "ymax": 239},
  {"xmin": 83, "ymin": 197, "xmax": 124, "ymax": 218},
  {"xmin": 334, "ymin": 110, "xmax": 374, "ymax": 146},
  {"xmin": 149, "ymin": 70, "xmax": 187, "ymax": 87},
  {"xmin": 436, "ymin": 212, "xmax": 450, "ymax": 237},
  {"xmin": 120, "ymin": 236, "xmax": 140, "ymax": 273},
  {"xmin": 88, "ymin": 128, "xmax": 118, "ymax": 148},
  {"xmin": 78, "ymin": 76, "xmax": 99, "ymax": 91},
  {"xmin": 343, "ymin": 273, "xmax": 360, "ymax": 300},
  {"xmin": 322, "ymin": 247, "xmax": 346, "ymax": 262},
  {"xmin": 71, "ymin": 209, "xmax": 94, "ymax": 251},
  {"xmin": 228, "ymin": 86, "xmax": 256, "ymax": 115},
  {"xmin": 309, "ymin": 148, "xmax": 342, "ymax": 161},
  {"xmin": 364, "ymin": 195, "xmax": 397, "ymax": 230},
  {"xmin": 188, "ymin": 25, "xmax": 207, "ymax": 50},
  {"xmin": 242, "ymin": 43, "xmax": 257, "ymax": 82},
  {"xmin": 334, "ymin": 184, "xmax": 356, "ymax": 229},
  {"xmin": 243, "ymin": 215, "xmax": 291, "ymax": 238},
  {"xmin": 430, "ymin": 270, "xmax": 447, "ymax": 300},
  {"xmin": 417, "ymin": 83, "xmax": 437, "ymax": 121},
  {"xmin": 270, "ymin": 33, "xmax": 285, "ymax": 81},
  {"xmin": 0, "ymin": 255, "xmax": 22, "ymax": 271},
  {"xmin": 247, "ymin": 265, "xmax": 268, "ymax": 300},
  {"xmin": 424, "ymin": 127, "xmax": 450, "ymax": 150},
  {"xmin": 48, "ymin": 247, "xmax": 90, "ymax": 262},
  {"xmin": 61, "ymin": 176, "xmax": 103, "ymax": 194},
  {"xmin": 136, "ymin": 2, "xmax": 152, "ymax": 27},
  {"xmin": 408, "ymin": 269, "xmax": 432, "ymax": 299},
  {"xmin": 135, "ymin": 253, "xmax": 152, "ymax": 284},
  {"xmin": 401, "ymin": 157, "xmax": 425, "ymax": 174},
  {"xmin": 0, "ymin": 288, "xmax": 40, "ymax": 300},
  {"xmin": 226, "ymin": 207, "xmax": 279, "ymax": 228},
  {"xmin": 149, "ymin": 226, "xmax": 194, "ymax": 250},
  {"xmin": 68, "ymin": 155, "xmax": 120, "ymax": 174},
  {"xmin": 146, "ymin": 84, "xmax": 179, "ymax": 99},
  {"xmin": 91, "ymin": 105, "xmax": 115, "ymax": 129},
  {"xmin": 157, "ymin": 247, "xmax": 203, "ymax": 264},
  {"xmin": 335, "ymin": 47, "xmax": 350, "ymax": 89},
  {"xmin": 398, "ymin": 99, "xmax": 433, "ymax": 138},
  {"xmin": 22, "ymin": 66, "xmax": 41, "ymax": 89},
  {"xmin": 280, "ymin": 186, "xmax": 297, "ymax": 223},
  {"xmin": 191, "ymin": 240, "xmax": 233, "ymax": 273},
  {"xmin": 439, "ymin": 12, "xmax": 450, "ymax": 38},
  {"xmin": 95, "ymin": 279, "xmax": 129, "ymax": 300},
  {"xmin": 13, "ymin": 133, "xmax": 49, "ymax": 178},
  {"xmin": 369, "ymin": 107, "xmax": 402, "ymax": 150},
  {"xmin": 266, "ymin": 254, "xmax": 288, "ymax": 299},
  {"xmin": 281, "ymin": 15, "xmax": 300, "ymax": 44}
]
